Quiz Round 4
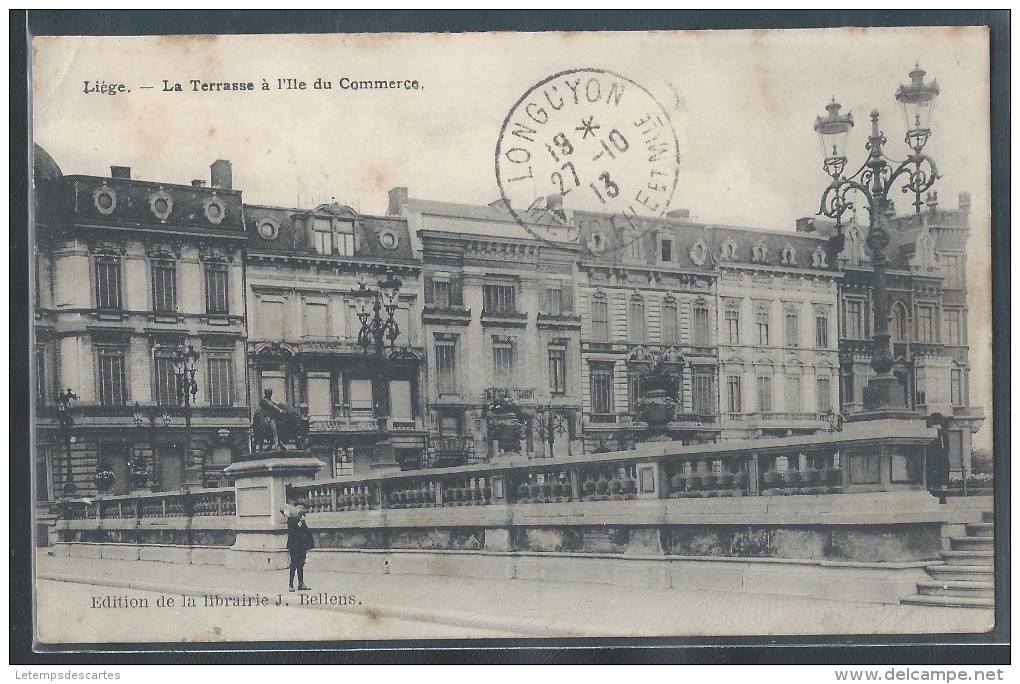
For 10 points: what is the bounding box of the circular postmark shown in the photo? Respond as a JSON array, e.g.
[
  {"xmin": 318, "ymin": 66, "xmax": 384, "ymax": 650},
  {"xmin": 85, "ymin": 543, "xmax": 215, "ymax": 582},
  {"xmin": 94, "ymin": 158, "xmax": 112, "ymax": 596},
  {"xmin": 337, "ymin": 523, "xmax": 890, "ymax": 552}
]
[{"xmin": 495, "ymin": 68, "xmax": 680, "ymax": 251}]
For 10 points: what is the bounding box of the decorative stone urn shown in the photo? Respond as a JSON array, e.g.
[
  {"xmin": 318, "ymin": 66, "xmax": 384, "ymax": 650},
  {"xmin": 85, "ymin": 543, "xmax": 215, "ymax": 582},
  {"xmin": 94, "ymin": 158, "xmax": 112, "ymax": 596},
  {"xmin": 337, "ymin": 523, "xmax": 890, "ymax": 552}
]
[
  {"xmin": 635, "ymin": 359, "xmax": 680, "ymax": 441},
  {"xmin": 486, "ymin": 394, "xmax": 525, "ymax": 454}
]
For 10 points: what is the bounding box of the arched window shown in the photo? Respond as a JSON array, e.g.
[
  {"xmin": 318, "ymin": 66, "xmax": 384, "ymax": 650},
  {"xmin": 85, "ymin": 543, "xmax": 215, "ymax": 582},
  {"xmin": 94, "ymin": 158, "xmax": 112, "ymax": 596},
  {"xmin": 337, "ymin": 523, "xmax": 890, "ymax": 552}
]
[{"xmin": 890, "ymin": 302, "xmax": 909, "ymax": 342}]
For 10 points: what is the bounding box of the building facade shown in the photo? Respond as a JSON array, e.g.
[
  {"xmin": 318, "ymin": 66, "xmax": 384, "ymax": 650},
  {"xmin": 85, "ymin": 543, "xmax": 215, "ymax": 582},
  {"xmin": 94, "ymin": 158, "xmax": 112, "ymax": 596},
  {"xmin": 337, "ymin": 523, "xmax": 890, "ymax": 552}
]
[
  {"xmin": 244, "ymin": 200, "xmax": 426, "ymax": 477},
  {"xmin": 799, "ymin": 191, "xmax": 984, "ymax": 474},
  {"xmin": 31, "ymin": 146, "xmax": 985, "ymax": 509},
  {"xmin": 34, "ymin": 147, "xmax": 249, "ymax": 502},
  {"xmin": 394, "ymin": 190, "xmax": 585, "ymax": 464}
]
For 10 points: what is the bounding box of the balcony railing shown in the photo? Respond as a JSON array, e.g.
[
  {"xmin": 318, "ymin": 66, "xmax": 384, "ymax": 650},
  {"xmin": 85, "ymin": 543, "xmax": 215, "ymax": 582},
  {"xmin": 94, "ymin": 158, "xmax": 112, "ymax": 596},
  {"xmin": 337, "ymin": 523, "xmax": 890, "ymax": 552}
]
[
  {"xmin": 484, "ymin": 387, "xmax": 536, "ymax": 402},
  {"xmin": 285, "ymin": 423, "xmax": 932, "ymax": 512},
  {"xmin": 59, "ymin": 488, "xmax": 236, "ymax": 521},
  {"xmin": 726, "ymin": 411, "xmax": 831, "ymax": 424}
]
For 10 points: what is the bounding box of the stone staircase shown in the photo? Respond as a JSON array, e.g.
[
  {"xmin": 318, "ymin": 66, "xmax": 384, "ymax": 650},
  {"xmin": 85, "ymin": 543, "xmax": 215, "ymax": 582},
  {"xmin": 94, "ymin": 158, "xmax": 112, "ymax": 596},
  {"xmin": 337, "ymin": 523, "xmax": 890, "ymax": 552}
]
[{"xmin": 901, "ymin": 511, "xmax": 994, "ymax": 608}]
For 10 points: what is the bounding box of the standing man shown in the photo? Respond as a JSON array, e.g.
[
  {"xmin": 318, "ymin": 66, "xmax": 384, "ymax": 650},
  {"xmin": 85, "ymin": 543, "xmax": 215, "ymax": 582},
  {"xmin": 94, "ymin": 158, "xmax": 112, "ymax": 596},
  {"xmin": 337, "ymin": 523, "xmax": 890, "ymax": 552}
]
[{"xmin": 281, "ymin": 500, "xmax": 314, "ymax": 591}]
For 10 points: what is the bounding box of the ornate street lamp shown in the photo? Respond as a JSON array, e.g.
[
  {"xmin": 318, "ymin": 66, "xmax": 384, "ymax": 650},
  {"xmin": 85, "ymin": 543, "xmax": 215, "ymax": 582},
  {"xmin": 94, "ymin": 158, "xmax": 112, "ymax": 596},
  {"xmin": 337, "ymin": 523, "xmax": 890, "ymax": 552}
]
[
  {"xmin": 354, "ymin": 268, "xmax": 403, "ymax": 355},
  {"xmin": 813, "ymin": 63, "xmax": 940, "ymax": 418},
  {"xmin": 133, "ymin": 402, "xmax": 169, "ymax": 491},
  {"xmin": 536, "ymin": 410, "xmax": 570, "ymax": 458},
  {"xmin": 170, "ymin": 344, "xmax": 201, "ymax": 487},
  {"xmin": 57, "ymin": 387, "xmax": 78, "ymax": 495}
]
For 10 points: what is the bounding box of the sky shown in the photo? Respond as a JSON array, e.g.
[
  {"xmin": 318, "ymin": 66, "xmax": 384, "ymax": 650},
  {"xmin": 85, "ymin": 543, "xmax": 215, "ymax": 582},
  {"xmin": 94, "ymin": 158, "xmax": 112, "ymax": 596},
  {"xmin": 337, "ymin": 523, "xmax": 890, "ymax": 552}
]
[{"xmin": 31, "ymin": 28, "xmax": 993, "ymax": 449}]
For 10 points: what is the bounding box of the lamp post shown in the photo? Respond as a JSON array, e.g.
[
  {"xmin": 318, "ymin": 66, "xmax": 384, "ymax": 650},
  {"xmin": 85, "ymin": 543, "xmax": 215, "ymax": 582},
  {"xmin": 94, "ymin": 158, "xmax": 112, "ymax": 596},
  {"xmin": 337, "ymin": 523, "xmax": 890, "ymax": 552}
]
[
  {"xmin": 134, "ymin": 402, "xmax": 171, "ymax": 491},
  {"xmin": 813, "ymin": 63, "xmax": 940, "ymax": 418},
  {"xmin": 57, "ymin": 387, "xmax": 78, "ymax": 496},
  {"xmin": 536, "ymin": 410, "xmax": 570, "ymax": 458},
  {"xmin": 170, "ymin": 344, "xmax": 201, "ymax": 488},
  {"xmin": 353, "ymin": 268, "xmax": 403, "ymax": 355}
]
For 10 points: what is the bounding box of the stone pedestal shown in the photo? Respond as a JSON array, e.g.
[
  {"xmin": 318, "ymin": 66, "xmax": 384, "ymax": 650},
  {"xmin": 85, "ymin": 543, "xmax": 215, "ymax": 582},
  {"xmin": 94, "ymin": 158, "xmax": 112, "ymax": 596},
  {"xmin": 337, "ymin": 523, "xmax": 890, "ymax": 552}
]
[
  {"xmin": 222, "ymin": 449, "xmax": 322, "ymax": 570},
  {"xmin": 850, "ymin": 375, "xmax": 919, "ymax": 422}
]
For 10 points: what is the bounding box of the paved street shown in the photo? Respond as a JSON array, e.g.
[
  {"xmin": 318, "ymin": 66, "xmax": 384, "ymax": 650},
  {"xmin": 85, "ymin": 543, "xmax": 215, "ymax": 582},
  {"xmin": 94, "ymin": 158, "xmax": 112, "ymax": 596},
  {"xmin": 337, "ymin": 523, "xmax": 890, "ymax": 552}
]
[{"xmin": 35, "ymin": 551, "xmax": 994, "ymax": 642}]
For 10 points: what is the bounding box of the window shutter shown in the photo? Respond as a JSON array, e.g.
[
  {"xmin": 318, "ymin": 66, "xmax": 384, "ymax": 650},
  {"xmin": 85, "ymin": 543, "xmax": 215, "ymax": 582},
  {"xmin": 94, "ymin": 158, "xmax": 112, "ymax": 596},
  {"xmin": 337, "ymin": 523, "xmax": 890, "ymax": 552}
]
[
  {"xmin": 450, "ymin": 274, "xmax": 463, "ymax": 306},
  {"xmin": 561, "ymin": 285, "xmax": 573, "ymax": 313},
  {"xmin": 537, "ymin": 288, "xmax": 547, "ymax": 314},
  {"xmin": 424, "ymin": 275, "xmax": 434, "ymax": 305}
]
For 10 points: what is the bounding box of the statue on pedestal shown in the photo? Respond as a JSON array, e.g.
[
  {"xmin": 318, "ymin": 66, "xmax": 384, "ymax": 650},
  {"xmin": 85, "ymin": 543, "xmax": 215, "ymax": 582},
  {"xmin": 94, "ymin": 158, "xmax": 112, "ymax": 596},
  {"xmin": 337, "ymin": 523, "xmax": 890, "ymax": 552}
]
[{"xmin": 251, "ymin": 389, "xmax": 310, "ymax": 452}]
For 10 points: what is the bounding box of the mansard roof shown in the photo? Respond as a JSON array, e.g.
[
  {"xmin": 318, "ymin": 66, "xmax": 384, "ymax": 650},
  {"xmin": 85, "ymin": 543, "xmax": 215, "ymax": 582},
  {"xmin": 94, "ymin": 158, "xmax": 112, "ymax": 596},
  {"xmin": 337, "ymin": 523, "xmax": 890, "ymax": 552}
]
[
  {"xmin": 245, "ymin": 202, "xmax": 418, "ymax": 264},
  {"xmin": 405, "ymin": 197, "xmax": 576, "ymax": 245}
]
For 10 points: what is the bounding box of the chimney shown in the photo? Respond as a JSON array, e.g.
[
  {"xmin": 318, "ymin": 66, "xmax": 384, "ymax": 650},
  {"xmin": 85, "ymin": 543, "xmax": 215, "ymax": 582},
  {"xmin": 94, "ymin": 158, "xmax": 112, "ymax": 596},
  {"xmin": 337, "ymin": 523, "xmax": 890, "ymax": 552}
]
[
  {"xmin": 958, "ymin": 191, "xmax": 971, "ymax": 214},
  {"xmin": 191, "ymin": 179, "xmax": 206, "ymax": 187},
  {"xmin": 110, "ymin": 165, "xmax": 131, "ymax": 179},
  {"xmin": 387, "ymin": 187, "xmax": 408, "ymax": 215},
  {"xmin": 210, "ymin": 160, "xmax": 232, "ymax": 190}
]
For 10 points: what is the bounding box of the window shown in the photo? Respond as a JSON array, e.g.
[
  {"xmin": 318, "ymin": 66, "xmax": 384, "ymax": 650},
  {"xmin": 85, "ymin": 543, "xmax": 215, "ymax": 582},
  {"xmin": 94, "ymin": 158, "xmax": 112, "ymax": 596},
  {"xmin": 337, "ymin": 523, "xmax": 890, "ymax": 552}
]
[
  {"xmin": 726, "ymin": 375, "xmax": 742, "ymax": 413},
  {"xmin": 305, "ymin": 301, "xmax": 329, "ymax": 337},
  {"xmin": 545, "ymin": 287, "xmax": 563, "ymax": 315},
  {"xmin": 943, "ymin": 309, "xmax": 963, "ymax": 345},
  {"xmin": 436, "ymin": 338, "xmax": 458, "ymax": 395},
  {"xmin": 205, "ymin": 263, "xmax": 229, "ymax": 314},
  {"xmin": 389, "ymin": 380, "xmax": 412, "ymax": 419},
  {"xmin": 628, "ymin": 298, "xmax": 646, "ymax": 344},
  {"xmin": 725, "ymin": 309, "xmax": 740, "ymax": 345},
  {"xmin": 260, "ymin": 371, "xmax": 286, "ymax": 404},
  {"xmin": 815, "ymin": 311, "xmax": 829, "ymax": 348},
  {"xmin": 492, "ymin": 339, "xmax": 514, "ymax": 385},
  {"xmin": 785, "ymin": 310, "xmax": 799, "ymax": 348},
  {"xmin": 786, "ymin": 375, "xmax": 802, "ymax": 412},
  {"xmin": 432, "ymin": 280, "xmax": 450, "ymax": 309},
  {"xmin": 591, "ymin": 300, "xmax": 609, "ymax": 342},
  {"xmin": 755, "ymin": 311, "xmax": 770, "ymax": 346},
  {"xmin": 261, "ymin": 300, "xmax": 285, "ymax": 340},
  {"xmin": 335, "ymin": 220, "xmax": 355, "ymax": 256},
  {"xmin": 548, "ymin": 345, "xmax": 567, "ymax": 394},
  {"xmin": 483, "ymin": 283, "xmax": 517, "ymax": 314},
  {"xmin": 660, "ymin": 239, "xmax": 673, "ymax": 262},
  {"xmin": 313, "ymin": 218, "xmax": 332, "ymax": 255},
  {"xmin": 661, "ymin": 301, "xmax": 678, "ymax": 345},
  {"xmin": 95, "ymin": 256, "xmax": 122, "ymax": 310},
  {"xmin": 914, "ymin": 372, "xmax": 926, "ymax": 406},
  {"xmin": 590, "ymin": 364, "xmax": 614, "ymax": 415},
  {"xmin": 816, "ymin": 377, "xmax": 832, "ymax": 412},
  {"xmin": 917, "ymin": 305, "xmax": 935, "ymax": 343},
  {"xmin": 942, "ymin": 253, "xmax": 963, "ymax": 289},
  {"xmin": 891, "ymin": 304, "xmax": 908, "ymax": 342},
  {"xmin": 951, "ymin": 369, "xmax": 963, "ymax": 406},
  {"xmin": 845, "ymin": 300, "xmax": 865, "ymax": 339},
  {"xmin": 628, "ymin": 370, "xmax": 644, "ymax": 408},
  {"xmin": 98, "ymin": 347, "xmax": 127, "ymax": 406},
  {"xmin": 208, "ymin": 354, "xmax": 233, "ymax": 407},
  {"xmin": 349, "ymin": 378, "xmax": 373, "ymax": 417},
  {"xmin": 692, "ymin": 306, "xmax": 710, "ymax": 346},
  {"xmin": 151, "ymin": 261, "xmax": 177, "ymax": 313},
  {"xmin": 439, "ymin": 414, "xmax": 461, "ymax": 437},
  {"xmin": 303, "ymin": 375, "xmax": 332, "ymax": 417},
  {"xmin": 153, "ymin": 354, "xmax": 178, "ymax": 406},
  {"xmin": 841, "ymin": 362, "xmax": 855, "ymax": 406},
  {"xmin": 756, "ymin": 375, "xmax": 772, "ymax": 412},
  {"xmin": 693, "ymin": 370, "xmax": 714, "ymax": 416}
]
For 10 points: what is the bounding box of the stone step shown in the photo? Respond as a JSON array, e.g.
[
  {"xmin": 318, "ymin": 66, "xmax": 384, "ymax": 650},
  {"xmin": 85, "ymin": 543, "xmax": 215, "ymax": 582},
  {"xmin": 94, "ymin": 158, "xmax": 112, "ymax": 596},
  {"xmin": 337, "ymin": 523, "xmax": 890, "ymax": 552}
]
[
  {"xmin": 966, "ymin": 522, "xmax": 994, "ymax": 537},
  {"xmin": 982, "ymin": 511, "xmax": 994, "ymax": 523},
  {"xmin": 901, "ymin": 594, "xmax": 994, "ymax": 609},
  {"xmin": 941, "ymin": 550, "xmax": 994, "ymax": 566},
  {"xmin": 951, "ymin": 536, "xmax": 994, "ymax": 551},
  {"xmin": 917, "ymin": 580, "xmax": 994, "ymax": 599},
  {"xmin": 927, "ymin": 565, "xmax": 994, "ymax": 582}
]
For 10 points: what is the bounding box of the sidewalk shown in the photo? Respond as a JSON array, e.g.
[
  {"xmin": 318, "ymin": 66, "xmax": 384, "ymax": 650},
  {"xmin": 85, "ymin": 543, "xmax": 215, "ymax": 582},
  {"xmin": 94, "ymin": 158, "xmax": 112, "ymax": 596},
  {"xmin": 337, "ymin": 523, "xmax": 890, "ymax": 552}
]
[{"xmin": 36, "ymin": 551, "xmax": 995, "ymax": 641}]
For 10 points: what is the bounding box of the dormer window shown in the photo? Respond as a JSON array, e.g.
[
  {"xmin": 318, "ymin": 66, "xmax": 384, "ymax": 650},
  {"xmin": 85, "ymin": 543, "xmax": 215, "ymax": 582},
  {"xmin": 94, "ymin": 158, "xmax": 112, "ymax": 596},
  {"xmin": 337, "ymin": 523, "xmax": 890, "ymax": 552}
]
[{"xmin": 312, "ymin": 217, "xmax": 356, "ymax": 256}]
